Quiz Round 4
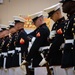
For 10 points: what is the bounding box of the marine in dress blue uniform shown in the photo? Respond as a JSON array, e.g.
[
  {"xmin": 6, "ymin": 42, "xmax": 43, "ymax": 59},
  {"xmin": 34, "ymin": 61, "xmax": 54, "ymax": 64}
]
[
  {"xmin": 0, "ymin": 28, "xmax": 4, "ymax": 69},
  {"xmin": 20, "ymin": 11, "xmax": 50, "ymax": 75},
  {"xmin": 12, "ymin": 16, "xmax": 29, "ymax": 68},
  {"xmin": 59, "ymin": 0, "xmax": 75, "ymax": 75},
  {"xmin": 39, "ymin": 3, "xmax": 68, "ymax": 75},
  {"xmin": 0, "ymin": 25, "xmax": 9, "ymax": 75},
  {"xmin": 0, "ymin": 28, "xmax": 4, "ymax": 75},
  {"xmin": 60, "ymin": 0, "xmax": 75, "ymax": 68},
  {"xmin": 0, "ymin": 25, "xmax": 9, "ymax": 70},
  {"xmin": 6, "ymin": 21, "xmax": 16, "ymax": 69},
  {"xmin": 39, "ymin": 3, "xmax": 66, "ymax": 66},
  {"xmin": 26, "ymin": 11, "xmax": 50, "ymax": 68}
]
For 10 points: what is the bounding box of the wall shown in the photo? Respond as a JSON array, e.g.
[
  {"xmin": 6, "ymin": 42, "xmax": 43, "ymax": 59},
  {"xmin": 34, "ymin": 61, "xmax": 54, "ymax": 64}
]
[{"xmin": 0, "ymin": 0, "xmax": 60, "ymax": 25}]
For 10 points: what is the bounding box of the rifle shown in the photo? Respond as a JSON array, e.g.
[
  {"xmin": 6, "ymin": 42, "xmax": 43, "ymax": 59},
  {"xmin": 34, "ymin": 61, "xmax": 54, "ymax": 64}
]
[
  {"xmin": 23, "ymin": 52, "xmax": 30, "ymax": 75},
  {"xmin": 45, "ymin": 62, "xmax": 51, "ymax": 75},
  {"xmin": 41, "ymin": 53, "xmax": 51, "ymax": 75}
]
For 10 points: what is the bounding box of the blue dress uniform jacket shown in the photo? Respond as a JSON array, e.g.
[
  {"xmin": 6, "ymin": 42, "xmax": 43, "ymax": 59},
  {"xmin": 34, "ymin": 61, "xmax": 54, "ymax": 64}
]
[
  {"xmin": 1, "ymin": 36, "xmax": 9, "ymax": 68},
  {"xmin": 0, "ymin": 38, "xmax": 3, "ymax": 68},
  {"xmin": 26, "ymin": 23, "xmax": 50, "ymax": 67},
  {"xmin": 46, "ymin": 17, "xmax": 66, "ymax": 66},
  {"xmin": 15, "ymin": 28, "xmax": 29, "ymax": 56},
  {"xmin": 12, "ymin": 28, "xmax": 29, "ymax": 67},
  {"xmin": 6, "ymin": 33, "xmax": 16, "ymax": 68},
  {"xmin": 8, "ymin": 33, "xmax": 16, "ymax": 50},
  {"xmin": 61, "ymin": 13, "xmax": 75, "ymax": 68}
]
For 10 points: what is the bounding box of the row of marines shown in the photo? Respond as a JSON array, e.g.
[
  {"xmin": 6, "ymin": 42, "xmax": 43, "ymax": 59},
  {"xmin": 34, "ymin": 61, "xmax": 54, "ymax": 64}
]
[{"xmin": 0, "ymin": 0, "xmax": 75, "ymax": 75}]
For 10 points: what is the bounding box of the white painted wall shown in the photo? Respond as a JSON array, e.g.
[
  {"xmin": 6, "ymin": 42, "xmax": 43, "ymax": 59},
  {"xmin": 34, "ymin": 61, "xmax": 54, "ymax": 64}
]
[{"xmin": 0, "ymin": 0, "xmax": 60, "ymax": 25}]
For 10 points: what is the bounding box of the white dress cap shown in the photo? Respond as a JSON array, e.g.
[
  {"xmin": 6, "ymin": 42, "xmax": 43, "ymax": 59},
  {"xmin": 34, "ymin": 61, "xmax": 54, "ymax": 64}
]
[
  {"xmin": 13, "ymin": 16, "xmax": 25, "ymax": 22},
  {"xmin": 28, "ymin": 11, "xmax": 43, "ymax": 19},
  {"xmin": 44, "ymin": 3, "xmax": 61, "ymax": 14}
]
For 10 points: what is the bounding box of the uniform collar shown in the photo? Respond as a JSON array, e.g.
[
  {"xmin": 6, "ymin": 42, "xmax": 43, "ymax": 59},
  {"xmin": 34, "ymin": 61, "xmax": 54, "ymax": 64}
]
[
  {"xmin": 67, "ymin": 13, "xmax": 75, "ymax": 19},
  {"xmin": 18, "ymin": 28, "xmax": 24, "ymax": 32},
  {"xmin": 52, "ymin": 17, "xmax": 65, "ymax": 30},
  {"xmin": 38, "ymin": 23, "xmax": 46, "ymax": 28},
  {"xmin": 56, "ymin": 17, "xmax": 65, "ymax": 24}
]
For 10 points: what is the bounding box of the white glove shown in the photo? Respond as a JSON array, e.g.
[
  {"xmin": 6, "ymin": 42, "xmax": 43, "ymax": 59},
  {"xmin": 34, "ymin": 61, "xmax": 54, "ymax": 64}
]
[
  {"xmin": 28, "ymin": 37, "xmax": 36, "ymax": 52},
  {"xmin": 20, "ymin": 65, "xmax": 26, "ymax": 70},
  {"xmin": 20, "ymin": 60, "xmax": 27, "ymax": 66},
  {"xmin": 31, "ymin": 37, "xmax": 36, "ymax": 44},
  {"xmin": 49, "ymin": 30, "xmax": 56, "ymax": 39},
  {"xmin": 39, "ymin": 58, "xmax": 47, "ymax": 66},
  {"xmin": 28, "ymin": 42, "xmax": 32, "ymax": 52},
  {"xmin": 60, "ymin": 43, "xmax": 65, "ymax": 49}
]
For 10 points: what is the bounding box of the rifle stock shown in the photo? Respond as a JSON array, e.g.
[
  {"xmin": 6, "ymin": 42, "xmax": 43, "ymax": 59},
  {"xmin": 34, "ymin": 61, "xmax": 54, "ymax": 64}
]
[
  {"xmin": 45, "ymin": 62, "xmax": 51, "ymax": 75},
  {"xmin": 25, "ymin": 63, "xmax": 30, "ymax": 75},
  {"xmin": 23, "ymin": 53, "xmax": 30, "ymax": 75},
  {"xmin": 40, "ymin": 53, "xmax": 52, "ymax": 75}
]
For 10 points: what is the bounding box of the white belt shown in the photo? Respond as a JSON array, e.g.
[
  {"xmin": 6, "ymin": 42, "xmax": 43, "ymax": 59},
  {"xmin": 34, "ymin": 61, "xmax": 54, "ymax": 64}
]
[
  {"xmin": 3, "ymin": 58, "xmax": 6, "ymax": 69},
  {"xmin": 1, "ymin": 52, "xmax": 7, "ymax": 56},
  {"xmin": 8, "ymin": 50, "xmax": 15, "ymax": 54},
  {"xmin": 65, "ymin": 39, "xmax": 74, "ymax": 44},
  {"xmin": 60, "ymin": 43, "xmax": 65, "ymax": 49},
  {"xmin": 39, "ymin": 46, "xmax": 50, "ymax": 51},
  {"xmin": 15, "ymin": 47, "xmax": 21, "ymax": 65},
  {"xmin": 15, "ymin": 47, "xmax": 21, "ymax": 51},
  {"xmin": 19, "ymin": 53, "xmax": 21, "ymax": 66}
]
